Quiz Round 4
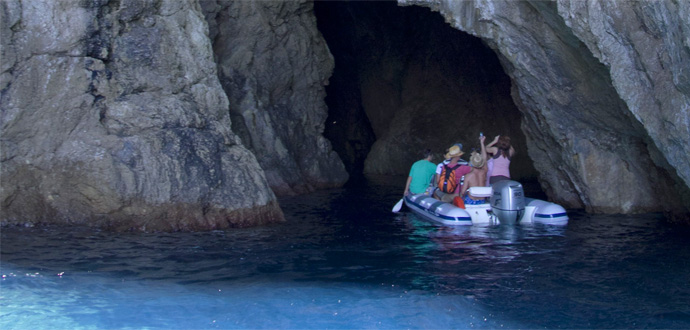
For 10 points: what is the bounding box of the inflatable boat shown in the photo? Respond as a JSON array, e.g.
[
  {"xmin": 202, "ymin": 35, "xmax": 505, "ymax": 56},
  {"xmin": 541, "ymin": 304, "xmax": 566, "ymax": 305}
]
[{"xmin": 403, "ymin": 180, "xmax": 568, "ymax": 226}]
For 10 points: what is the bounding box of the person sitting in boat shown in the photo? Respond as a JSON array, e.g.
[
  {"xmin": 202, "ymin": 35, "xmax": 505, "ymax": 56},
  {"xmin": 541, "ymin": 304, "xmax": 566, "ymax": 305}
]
[
  {"xmin": 459, "ymin": 135, "xmax": 489, "ymax": 205},
  {"xmin": 486, "ymin": 135, "xmax": 515, "ymax": 184},
  {"xmin": 404, "ymin": 148, "xmax": 436, "ymax": 196},
  {"xmin": 434, "ymin": 145, "xmax": 472, "ymax": 203},
  {"xmin": 433, "ymin": 143, "xmax": 468, "ymax": 190}
]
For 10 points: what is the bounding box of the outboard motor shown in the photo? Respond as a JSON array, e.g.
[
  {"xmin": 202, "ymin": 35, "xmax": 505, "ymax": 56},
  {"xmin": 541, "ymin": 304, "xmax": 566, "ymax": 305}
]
[{"xmin": 490, "ymin": 180, "xmax": 525, "ymax": 224}]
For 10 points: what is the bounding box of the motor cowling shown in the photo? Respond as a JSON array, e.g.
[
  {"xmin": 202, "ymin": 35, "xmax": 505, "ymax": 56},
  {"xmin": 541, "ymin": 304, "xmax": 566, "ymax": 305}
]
[{"xmin": 490, "ymin": 180, "xmax": 525, "ymax": 224}]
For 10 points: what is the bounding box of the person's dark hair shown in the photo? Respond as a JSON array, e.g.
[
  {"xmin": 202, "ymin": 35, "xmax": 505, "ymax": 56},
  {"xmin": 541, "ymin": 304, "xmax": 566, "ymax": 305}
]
[
  {"xmin": 422, "ymin": 149, "xmax": 432, "ymax": 159},
  {"xmin": 497, "ymin": 136, "xmax": 511, "ymax": 157}
]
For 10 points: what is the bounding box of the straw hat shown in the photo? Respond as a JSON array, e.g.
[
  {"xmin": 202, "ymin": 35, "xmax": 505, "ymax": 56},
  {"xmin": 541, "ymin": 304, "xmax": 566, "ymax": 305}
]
[
  {"xmin": 470, "ymin": 151, "xmax": 485, "ymax": 168},
  {"xmin": 444, "ymin": 145, "xmax": 464, "ymax": 159}
]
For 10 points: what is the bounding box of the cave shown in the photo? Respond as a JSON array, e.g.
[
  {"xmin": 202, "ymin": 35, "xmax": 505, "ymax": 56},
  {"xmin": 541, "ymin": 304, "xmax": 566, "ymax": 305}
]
[
  {"xmin": 314, "ymin": 1, "xmax": 537, "ymax": 182},
  {"xmin": 2, "ymin": 0, "xmax": 688, "ymax": 230}
]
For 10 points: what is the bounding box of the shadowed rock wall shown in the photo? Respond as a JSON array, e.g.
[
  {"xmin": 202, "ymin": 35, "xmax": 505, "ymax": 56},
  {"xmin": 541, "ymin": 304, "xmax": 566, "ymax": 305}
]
[
  {"xmin": 1, "ymin": 0, "xmax": 284, "ymax": 230},
  {"xmin": 200, "ymin": 0, "xmax": 348, "ymax": 196},
  {"xmin": 314, "ymin": 1, "xmax": 537, "ymax": 181},
  {"xmin": 400, "ymin": 0, "xmax": 690, "ymax": 217}
]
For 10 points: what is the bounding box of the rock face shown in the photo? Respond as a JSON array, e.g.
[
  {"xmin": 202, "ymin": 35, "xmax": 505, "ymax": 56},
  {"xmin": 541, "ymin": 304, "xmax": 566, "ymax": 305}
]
[
  {"xmin": 200, "ymin": 0, "xmax": 348, "ymax": 196},
  {"xmin": 399, "ymin": 0, "xmax": 690, "ymax": 217},
  {"xmin": 1, "ymin": 0, "xmax": 284, "ymax": 230},
  {"xmin": 2, "ymin": 0, "xmax": 689, "ymax": 230}
]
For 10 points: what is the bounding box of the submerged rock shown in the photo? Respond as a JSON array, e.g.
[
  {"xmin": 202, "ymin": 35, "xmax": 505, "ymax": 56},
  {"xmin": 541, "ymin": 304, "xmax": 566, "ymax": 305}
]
[
  {"xmin": 399, "ymin": 0, "xmax": 690, "ymax": 218},
  {"xmin": 0, "ymin": 0, "xmax": 283, "ymax": 230}
]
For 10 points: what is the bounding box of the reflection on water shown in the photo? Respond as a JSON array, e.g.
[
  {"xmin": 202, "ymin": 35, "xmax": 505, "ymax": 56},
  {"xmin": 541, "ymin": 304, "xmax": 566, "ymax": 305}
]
[{"xmin": 2, "ymin": 176, "xmax": 690, "ymax": 329}]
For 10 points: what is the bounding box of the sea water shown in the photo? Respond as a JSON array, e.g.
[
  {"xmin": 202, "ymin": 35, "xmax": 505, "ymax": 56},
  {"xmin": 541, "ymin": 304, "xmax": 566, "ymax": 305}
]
[{"xmin": 2, "ymin": 176, "xmax": 690, "ymax": 329}]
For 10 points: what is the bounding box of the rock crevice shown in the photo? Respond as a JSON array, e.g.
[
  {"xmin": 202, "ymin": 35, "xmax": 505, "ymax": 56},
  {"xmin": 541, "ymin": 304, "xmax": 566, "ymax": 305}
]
[{"xmin": 201, "ymin": 0, "xmax": 348, "ymax": 196}]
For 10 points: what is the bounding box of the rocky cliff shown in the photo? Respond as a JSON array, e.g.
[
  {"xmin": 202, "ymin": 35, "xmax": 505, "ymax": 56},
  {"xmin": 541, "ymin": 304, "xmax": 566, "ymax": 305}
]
[
  {"xmin": 200, "ymin": 0, "xmax": 348, "ymax": 196},
  {"xmin": 0, "ymin": 0, "xmax": 284, "ymax": 230},
  {"xmin": 398, "ymin": 0, "xmax": 690, "ymax": 218},
  {"xmin": 2, "ymin": 0, "xmax": 689, "ymax": 230}
]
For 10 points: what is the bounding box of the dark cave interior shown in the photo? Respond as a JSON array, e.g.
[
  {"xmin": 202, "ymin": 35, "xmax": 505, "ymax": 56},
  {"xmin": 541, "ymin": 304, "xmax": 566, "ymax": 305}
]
[{"xmin": 314, "ymin": 0, "xmax": 539, "ymax": 181}]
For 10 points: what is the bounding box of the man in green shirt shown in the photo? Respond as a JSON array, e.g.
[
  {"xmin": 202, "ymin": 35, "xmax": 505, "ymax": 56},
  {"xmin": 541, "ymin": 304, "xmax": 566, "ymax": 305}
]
[{"xmin": 404, "ymin": 149, "xmax": 436, "ymax": 196}]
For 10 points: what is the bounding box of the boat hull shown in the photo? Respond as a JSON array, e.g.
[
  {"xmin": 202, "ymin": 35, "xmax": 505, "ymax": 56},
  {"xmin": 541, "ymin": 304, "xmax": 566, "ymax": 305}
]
[
  {"xmin": 404, "ymin": 194, "xmax": 473, "ymax": 226},
  {"xmin": 403, "ymin": 193, "xmax": 568, "ymax": 226},
  {"xmin": 523, "ymin": 198, "xmax": 569, "ymax": 225}
]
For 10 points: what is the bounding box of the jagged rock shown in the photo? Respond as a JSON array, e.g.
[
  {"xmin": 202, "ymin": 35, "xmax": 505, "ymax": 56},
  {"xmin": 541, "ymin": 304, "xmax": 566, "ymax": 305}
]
[
  {"xmin": 0, "ymin": 0, "xmax": 284, "ymax": 231},
  {"xmin": 399, "ymin": 0, "xmax": 690, "ymax": 217},
  {"xmin": 557, "ymin": 0, "xmax": 690, "ymax": 216},
  {"xmin": 2, "ymin": 0, "xmax": 689, "ymax": 228},
  {"xmin": 200, "ymin": 0, "xmax": 348, "ymax": 196}
]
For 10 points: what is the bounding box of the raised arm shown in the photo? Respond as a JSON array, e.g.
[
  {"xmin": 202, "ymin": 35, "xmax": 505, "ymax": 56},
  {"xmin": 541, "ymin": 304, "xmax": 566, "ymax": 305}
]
[{"xmin": 485, "ymin": 135, "xmax": 500, "ymax": 155}]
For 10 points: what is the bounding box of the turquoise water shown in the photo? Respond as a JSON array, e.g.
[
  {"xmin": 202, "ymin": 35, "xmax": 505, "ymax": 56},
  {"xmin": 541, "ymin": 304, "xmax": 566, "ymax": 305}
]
[{"xmin": 2, "ymin": 177, "xmax": 690, "ymax": 329}]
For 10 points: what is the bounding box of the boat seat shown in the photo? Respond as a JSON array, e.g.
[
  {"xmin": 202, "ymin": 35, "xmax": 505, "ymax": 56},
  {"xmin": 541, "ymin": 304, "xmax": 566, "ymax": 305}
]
[{"xmin": 468, "ymin": 186, "xmax": 492, "ymax": 198}]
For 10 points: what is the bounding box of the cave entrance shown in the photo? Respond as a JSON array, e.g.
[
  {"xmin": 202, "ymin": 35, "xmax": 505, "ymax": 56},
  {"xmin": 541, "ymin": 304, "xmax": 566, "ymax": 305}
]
[{"xmin": 314, "ymin": 0, "xmax": 538, "ymax": 182}]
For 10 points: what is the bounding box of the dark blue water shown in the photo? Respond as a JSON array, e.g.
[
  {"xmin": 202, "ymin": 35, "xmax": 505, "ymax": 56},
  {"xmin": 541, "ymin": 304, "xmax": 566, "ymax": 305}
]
[{"xmin": 2, "ymin": 176, "xmax": 690, "ymax": 329}]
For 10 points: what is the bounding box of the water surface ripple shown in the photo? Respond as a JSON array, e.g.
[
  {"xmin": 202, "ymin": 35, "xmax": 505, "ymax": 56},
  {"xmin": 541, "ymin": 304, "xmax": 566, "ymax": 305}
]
[{"xmin": 2, "ymin": 177, "xmax": 690, "ymax": 329}]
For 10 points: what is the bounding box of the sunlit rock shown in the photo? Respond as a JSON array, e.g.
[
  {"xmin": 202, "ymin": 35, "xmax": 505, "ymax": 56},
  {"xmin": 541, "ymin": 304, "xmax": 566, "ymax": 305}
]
[{"xmin": 0, "ymin": 0, "xmax": 283, "ymax": 230}]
